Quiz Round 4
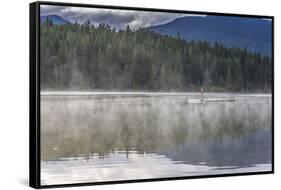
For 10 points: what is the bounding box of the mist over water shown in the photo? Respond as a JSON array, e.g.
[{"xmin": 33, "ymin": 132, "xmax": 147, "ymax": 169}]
[
  {"xmin": 39, "ymin": 6, "xmax": 273, "ymax": 186},
  {"xmin": 40, "ymin": 93, "xmax": 272, "ymax": 185}
]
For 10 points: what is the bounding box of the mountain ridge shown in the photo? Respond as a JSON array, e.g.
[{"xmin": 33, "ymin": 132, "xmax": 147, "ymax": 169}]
[
  {"xmin": 150, "ymin": 15, "xmax": 272, "ymax": 55},
  {"xmin": 40, "ymin": 14, "xmax": 70, "ymax": 25},
  {"xmin": 40, "ymin": 14, "xmax": 272, "ymax": 55}
]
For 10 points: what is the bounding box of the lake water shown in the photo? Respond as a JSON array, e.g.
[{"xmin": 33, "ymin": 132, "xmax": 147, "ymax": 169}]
[{"xmin": 40, "ymin": 93, "xmax": 272, "ymax": 185}]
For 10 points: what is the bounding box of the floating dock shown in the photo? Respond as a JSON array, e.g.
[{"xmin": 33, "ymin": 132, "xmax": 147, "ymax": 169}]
[{"xmin": 187, "ymin": 98, "xmax": 235, "ymax": 103}]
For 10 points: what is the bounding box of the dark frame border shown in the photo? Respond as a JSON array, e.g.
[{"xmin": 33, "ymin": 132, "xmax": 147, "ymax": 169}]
[{"xmin": 29, "ymin": 1, "xmax": 274, "ymax": 189}]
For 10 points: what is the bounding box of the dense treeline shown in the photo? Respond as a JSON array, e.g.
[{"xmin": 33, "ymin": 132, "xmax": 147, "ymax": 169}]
[{"xmin": 40, "ymin": 20, "xmax": 272, "ymax": 92}]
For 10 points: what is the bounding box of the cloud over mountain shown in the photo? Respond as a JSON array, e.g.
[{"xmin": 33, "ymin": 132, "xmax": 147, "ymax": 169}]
[{"xmin": 40, "ymin": 5, "xmax": 202, "ymax": 29}]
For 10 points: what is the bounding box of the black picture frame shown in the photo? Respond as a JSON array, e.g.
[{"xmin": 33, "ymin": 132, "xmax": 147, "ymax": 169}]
[{"xmin": 30, "ymin": 1, "xmax": 274, "ymax": 188}]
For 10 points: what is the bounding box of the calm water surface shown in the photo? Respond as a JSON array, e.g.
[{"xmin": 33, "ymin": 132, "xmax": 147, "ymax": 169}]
[{"xmin": 40, "ymin": 93, "xmax": 272, "ymax": 185}]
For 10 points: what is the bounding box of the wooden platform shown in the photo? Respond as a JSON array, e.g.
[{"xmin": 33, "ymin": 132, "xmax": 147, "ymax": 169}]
[{"xmin": 187, "ymin": 98, "xmax": 235, "ymax": 103}]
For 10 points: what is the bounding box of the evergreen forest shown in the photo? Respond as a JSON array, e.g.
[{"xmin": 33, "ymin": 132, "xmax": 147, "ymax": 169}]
[{"xmin": 40, "ymin": 20, "xmax": 272, "ymax": 92}]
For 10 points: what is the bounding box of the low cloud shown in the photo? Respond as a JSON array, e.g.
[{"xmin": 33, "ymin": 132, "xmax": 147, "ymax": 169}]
[{"xmin": 41, "ymin": 5, "xmax": 205, "ymax": 29}]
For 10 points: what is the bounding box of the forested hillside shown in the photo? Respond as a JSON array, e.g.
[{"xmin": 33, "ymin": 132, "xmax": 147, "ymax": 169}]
[
  {"xmin": 150, "ymin": 16, "xmax": 272, "ymax": 55},
  {"xmin": 40, "ymin": 20, "xmax": 272, "ymax": 92}
]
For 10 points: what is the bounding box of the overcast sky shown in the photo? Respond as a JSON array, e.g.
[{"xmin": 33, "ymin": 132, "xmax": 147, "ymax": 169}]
[{"xmin": 40, "ymin": 5, "xmax": 204, "ymax": 29}]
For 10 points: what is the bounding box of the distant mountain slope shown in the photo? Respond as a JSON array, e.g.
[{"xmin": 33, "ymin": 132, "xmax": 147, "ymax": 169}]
[
  {"xmin": 150, "ymin": 15, "xmax": 272, "ymax": 55},
  {"xmin": 40, "ymin": 14, "xmax": 70, "ymax": 25}
]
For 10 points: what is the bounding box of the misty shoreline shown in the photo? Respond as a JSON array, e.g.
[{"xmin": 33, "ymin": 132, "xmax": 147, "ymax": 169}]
[{"xmin": 40, "ymin": 91, "xmax": 272, "ymax": 97}]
